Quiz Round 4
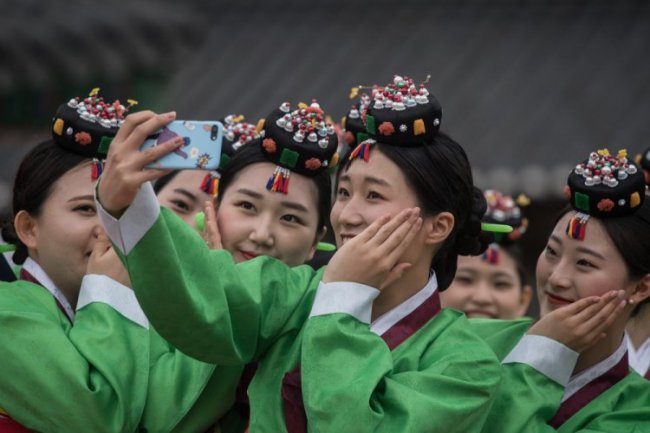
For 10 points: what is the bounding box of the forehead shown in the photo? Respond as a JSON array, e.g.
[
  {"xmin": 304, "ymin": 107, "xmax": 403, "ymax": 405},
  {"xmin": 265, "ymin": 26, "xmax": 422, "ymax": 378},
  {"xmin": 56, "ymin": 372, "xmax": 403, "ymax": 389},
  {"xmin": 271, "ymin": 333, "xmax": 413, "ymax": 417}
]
[
  {"xmin": 226, "ymin": 162, "xmax": 320, "ymax": 209},
  {"xmin": 163, "ymin": 170, "xmax": 207, "ymax": 191},
  {"xmin": 341, "ymin": 150, "xmax": 408, "ymax": 187},
  {"xmin": 457, "ymin": 252, "xmax": 519, "ymax": 276},
  {"xmin": 48, "ymin": 163, "xmax": 94, "ymax": 199},
  {"xmin": 551, "ymin": 212, "xmax": 618, "ymax": 256}
]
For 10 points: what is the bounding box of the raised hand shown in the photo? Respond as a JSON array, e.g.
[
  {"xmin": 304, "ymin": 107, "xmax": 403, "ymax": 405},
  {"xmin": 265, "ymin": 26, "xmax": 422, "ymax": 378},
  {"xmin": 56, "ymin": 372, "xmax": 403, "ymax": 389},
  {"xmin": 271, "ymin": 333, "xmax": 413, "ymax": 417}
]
[
  {"xmin": 528, "ymin": 290, "xmax": 627, "ymax": 353},
  {"xmin": 97, "ymin": 111, "xmax": 184, "ymax": 216},
  {"xmin": 323, "ymin": 208, "xmax": 422, "ymax": 289},
  {"xmin": 201, "ymin": 201, "xmax": 223, "ymax": 250},
  {"xmin": 87, "ymin": 233, "xmax": 132, "ymax": 288}
]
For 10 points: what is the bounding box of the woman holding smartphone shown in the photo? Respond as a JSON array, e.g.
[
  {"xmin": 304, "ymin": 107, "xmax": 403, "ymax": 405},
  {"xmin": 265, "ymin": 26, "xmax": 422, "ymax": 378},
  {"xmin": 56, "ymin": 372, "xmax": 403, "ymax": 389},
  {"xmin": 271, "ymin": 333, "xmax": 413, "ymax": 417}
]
[{"xmin": 96, "ymin": 77, "xmax": 502, "ymax": 433}]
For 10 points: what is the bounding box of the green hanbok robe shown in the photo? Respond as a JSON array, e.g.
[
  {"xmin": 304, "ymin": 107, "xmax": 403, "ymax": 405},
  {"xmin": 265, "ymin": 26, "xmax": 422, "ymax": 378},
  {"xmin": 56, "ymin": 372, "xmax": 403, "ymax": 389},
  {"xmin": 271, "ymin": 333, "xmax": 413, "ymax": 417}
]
[
  {"xmin": 0, "ymin": 258, "xmax": 150, "ymax": 432},
  {"xmin": 97, "ymin": 182, "xmax": 502, "ymax": 433},
  {"xmin": 470, "ymin": 318, "xmax": 650, "ymax": 433}
]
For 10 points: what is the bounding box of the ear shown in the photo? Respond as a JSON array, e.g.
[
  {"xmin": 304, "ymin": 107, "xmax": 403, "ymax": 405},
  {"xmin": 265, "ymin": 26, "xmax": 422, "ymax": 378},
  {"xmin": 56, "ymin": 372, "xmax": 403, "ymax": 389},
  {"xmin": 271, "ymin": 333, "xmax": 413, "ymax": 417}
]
[
  {"xmin": 14, "ymin": 210, "xmax": 38, "ymax": 250},
  {"xmin": 629, "ymin": 274, "xmax": 650, "ymax": 305},
  {"xmin": 306, "ymin": 226, "xmax": 328, "ymax": 262},
  {"xmin": 516, "ymin": 284, "xmax": 533, "ymax": 317},
  {"xmin": 423, "ymin": 211, "xmax": 454, "ymax": 246}
]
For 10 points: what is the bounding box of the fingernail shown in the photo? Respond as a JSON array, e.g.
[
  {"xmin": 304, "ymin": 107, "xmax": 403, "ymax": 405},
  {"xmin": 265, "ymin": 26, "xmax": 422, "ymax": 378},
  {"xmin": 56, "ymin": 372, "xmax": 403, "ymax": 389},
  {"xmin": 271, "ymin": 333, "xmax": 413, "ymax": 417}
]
[
  {"xmin": 174, "ymin": 137, "xmax": 185, "ymax": 147},
  {"xmin": 619, "ymin": 300, "xmax": 627, "ymax": 308},
  {"xmin": 164, "ymin": 111, "xmax": 176, "ymax": 119}
]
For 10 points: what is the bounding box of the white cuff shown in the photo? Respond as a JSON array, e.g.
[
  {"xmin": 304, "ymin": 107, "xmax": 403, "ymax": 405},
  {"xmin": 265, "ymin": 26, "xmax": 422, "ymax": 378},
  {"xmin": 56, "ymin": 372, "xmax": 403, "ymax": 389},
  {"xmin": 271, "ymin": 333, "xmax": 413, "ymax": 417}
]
[
  {"xmin": 503, "ymin": 334, "xmax": 578, "ymax": 386},
  {"xmin": 77, "ymin": 274, "xmax": 149, "ymax": 329},
  {"xmin": 309, "ymin": 281, "xmax": 380, "ymax": 324},
  {"xmin": 95, "ymin": 181, "xmax": 160, "ymax": 256}
]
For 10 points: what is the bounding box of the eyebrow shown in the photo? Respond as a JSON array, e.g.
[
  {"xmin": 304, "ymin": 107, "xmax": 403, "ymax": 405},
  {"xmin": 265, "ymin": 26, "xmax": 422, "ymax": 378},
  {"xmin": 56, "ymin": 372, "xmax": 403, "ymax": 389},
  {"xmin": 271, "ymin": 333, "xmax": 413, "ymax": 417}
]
[
  {"xmin": 172, "ymin": 188, "xmax": 198, "ymax": 203},
  {"xmin": 235, "ymin": 188, "xmax": 310, "ymax": 213},
  {"xmin": 550, "ymin": 234, "xmax": 606, "ymax": 260},
  {"xmin": 339, "ymin": 174, "xmax": 391, "ymax": 187},
  {"xmin": 67, "ymin": 195, "xmax": 95, "ymax": 203},
  {"xmin": 575, "ymin": 246, "xmax": 606, "ymax": 261}
]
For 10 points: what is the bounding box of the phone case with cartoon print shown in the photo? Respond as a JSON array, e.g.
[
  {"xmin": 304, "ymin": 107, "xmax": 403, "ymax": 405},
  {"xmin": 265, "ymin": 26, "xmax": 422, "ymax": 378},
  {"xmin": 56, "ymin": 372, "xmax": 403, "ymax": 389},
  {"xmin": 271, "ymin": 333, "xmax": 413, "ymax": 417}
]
[{"xmin": 141, "ymin": 120, "xmax": 224, "ymax": 170}]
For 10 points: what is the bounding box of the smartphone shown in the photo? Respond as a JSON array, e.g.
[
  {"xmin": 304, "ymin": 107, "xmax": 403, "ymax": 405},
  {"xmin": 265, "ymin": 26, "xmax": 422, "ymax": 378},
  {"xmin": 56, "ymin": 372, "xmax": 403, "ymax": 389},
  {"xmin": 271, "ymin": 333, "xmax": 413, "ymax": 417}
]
[{"xmin": 141, "ymin": 120, "xmax": 224, "ymax": 170}]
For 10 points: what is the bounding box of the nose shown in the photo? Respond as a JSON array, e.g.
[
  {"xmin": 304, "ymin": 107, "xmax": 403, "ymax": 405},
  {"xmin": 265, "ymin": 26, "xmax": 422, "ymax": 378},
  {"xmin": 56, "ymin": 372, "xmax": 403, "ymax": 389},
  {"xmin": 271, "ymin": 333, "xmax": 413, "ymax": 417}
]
[
  {"xmin": 248, "ymin": 215, "xmax": 274, "ymax": 248},
  {"xmin": 92, "ymin": 225, "xmax": 105, "ymax": 240},
  {"xmin": 546, "ymin": 260, "xmax": 572, "ymax": 292},
  {"xmin": 471, "ymin": 280, "xmax": 493, "ymax": 305},
  {"xmin": 334, "ymin": 198, "xmax": 364, "ymax": 229}
]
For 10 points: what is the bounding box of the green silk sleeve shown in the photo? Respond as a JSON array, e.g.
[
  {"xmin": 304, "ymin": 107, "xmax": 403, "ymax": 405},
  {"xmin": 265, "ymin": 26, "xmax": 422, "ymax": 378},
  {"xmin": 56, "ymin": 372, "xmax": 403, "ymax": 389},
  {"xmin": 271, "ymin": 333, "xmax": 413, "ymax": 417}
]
[
  {"xmin": 0, "ymin": 282, "xmax": 149, "ymax": 433},
  {"xmin": 300, "ymin": 311, "xmax": 502, "ymax": 433},
  {"xmin": 122, "ymin": 207, "xmax": 323, "ymax": 365}
]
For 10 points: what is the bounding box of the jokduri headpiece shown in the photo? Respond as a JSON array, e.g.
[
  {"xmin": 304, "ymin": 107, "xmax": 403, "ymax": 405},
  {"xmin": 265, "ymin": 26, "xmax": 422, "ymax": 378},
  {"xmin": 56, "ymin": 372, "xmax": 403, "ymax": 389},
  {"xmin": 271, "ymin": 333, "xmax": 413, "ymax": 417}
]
[
  {"xmin": 199, "ymin": 114, "xmax": 264, "ymax": 197},
  {"xmin": 564, "ymin": 148, "xmax": 646, "ymax": 240},
  {"xmin": 51, "ymin": 88, "xmax": 137, "ymax": 180},
  {"xmin": 480, "ymin": 190, "xmax": 530, "ymax": 264},
  {"xmin": 259, "ymin": 100, "xmax": 339, "ymax": 193},
  {"xmin": 348, "ymin": 74, "xmax": 442, "ymax": 163}
]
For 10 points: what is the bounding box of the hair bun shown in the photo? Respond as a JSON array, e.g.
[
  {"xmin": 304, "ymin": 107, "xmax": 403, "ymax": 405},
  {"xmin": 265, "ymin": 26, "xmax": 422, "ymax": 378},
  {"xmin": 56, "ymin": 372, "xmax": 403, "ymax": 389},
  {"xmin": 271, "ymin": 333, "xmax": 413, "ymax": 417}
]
[{"xmin": 456, "ymin": 187, "xmax": 494, "ymax": 256}]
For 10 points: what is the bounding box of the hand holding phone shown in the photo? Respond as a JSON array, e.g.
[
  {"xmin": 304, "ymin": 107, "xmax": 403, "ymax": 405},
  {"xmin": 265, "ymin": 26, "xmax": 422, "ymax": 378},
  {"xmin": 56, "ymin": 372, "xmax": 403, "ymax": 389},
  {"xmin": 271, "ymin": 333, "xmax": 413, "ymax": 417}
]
[{"xmin": 140, "ymin": 120, "xmax": 224, "ymax": 170}]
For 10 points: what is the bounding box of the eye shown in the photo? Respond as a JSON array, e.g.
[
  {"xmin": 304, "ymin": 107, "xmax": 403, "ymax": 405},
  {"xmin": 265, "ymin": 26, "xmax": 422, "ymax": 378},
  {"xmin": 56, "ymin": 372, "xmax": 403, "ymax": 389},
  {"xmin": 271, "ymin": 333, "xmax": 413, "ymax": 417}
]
[
  {"xmin": 367, "ymin": 191, "xmax": 383, "ymax": 200},
  {"xmin": 337, "ymin": 187, "xmax": 350, "ymax": 198},
  {"xmin": 577, "ymin": 259, "xmax": 597, "ymax": 269},
  {"xmin": 494, "ymin": 280, "xmax": 515, "ymax": 290},
  {"xmin": 544, "ymin": 245, "xmax": 557, "ymax": 257},
  {"xmin": 281, "ymin": 214, "xmax": 304, "ymax": 225},
  {"xmin": 454, "ymin": 275, "xmax": 474, "ymax": 285},
  {"xmin": 237, "ymin": 201, "xmax": 255, "ymax": 211},
  {"xmin": 73, "ymin": 204, "xmax": 96, "ymax": 215},
  {"xmin": 169, "ymin": 199, "xmax": 191, "ymax": 213}
]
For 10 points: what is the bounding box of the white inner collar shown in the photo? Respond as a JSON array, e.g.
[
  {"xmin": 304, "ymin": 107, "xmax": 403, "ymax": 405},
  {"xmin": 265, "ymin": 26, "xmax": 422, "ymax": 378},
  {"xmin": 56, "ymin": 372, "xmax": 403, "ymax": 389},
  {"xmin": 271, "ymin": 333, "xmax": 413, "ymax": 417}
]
[
  {"xmin": 23, "ymin": 257, "xmax": 75, "ymax": 322},
  {"xmin": 626, "ymin": 333, "xmax": 650, "ymax": 376},
  {"xmin": 370, "ymin": 273, "xmax": 438, "ymax": 336},
  {"xmin": 562, "ymin": 338, "xmax": 627, "ymax": 402}
]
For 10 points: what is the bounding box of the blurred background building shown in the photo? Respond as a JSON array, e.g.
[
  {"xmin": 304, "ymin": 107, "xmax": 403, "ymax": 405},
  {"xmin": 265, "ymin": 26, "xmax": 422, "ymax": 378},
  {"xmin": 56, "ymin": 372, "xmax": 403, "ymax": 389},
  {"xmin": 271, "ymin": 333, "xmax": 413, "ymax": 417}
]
[{"xmin": 1, "ymin": 0, "xmax": 649, "ymax": 312}]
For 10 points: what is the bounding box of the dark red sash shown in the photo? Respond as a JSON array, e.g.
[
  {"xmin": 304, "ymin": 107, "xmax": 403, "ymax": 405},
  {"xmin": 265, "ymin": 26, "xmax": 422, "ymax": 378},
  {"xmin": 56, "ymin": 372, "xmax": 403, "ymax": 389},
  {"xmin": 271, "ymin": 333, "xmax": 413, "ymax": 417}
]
[
  {"xmin": 644, "ymin": 368, "xmax": 650, "ymax": 380},
  {"xmin": 19, "ymin": 268, "xmax": 70, "ymax": 322},
  {"xmin": 547, "ymin": 353, "xmax": 629, "ymax": 428},
  {"xmin": 282, "ymin": 291, "xmax": 442, "ymax": 433},
  {"xmin": 0, "ymin": 415, "xmax": 32, "ymax": 433}
]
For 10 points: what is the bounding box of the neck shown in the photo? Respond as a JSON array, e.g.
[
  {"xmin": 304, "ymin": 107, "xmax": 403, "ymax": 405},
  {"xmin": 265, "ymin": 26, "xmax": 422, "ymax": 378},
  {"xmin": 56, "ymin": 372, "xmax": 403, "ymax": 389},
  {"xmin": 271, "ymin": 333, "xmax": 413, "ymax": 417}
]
[
  {"xmin": 371, "ymin": 261, "xmax": 431, "ymax": 321},
  {"xmin": 627, "ymin": 303, "xmax": 650, "ymax": 349},
  {"xmin": 26, "ymin": 255, "xmax": 80, "ymax": 308},
  {"xmin": 573, "ymin": 323, "xmax": 625, "ymax": 375}
]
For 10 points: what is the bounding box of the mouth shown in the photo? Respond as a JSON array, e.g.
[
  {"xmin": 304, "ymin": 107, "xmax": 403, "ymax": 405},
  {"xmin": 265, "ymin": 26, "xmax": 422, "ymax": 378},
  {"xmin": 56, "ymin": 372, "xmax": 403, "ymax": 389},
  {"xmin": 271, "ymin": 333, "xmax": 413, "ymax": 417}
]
[
  {"xmin": 240, "ymin": 250, "xmax": 260, "ymax": 261},
  {"xmin": 465, "ymin": 310, "xmax": 498, "ymax": 319},
  {"xmin": 545, "ymin": 290, "xmax": 575, "ymax": 306},
  {"xmin": 339, "ymin": 234, "xmax": 358, "ymax": 245}
]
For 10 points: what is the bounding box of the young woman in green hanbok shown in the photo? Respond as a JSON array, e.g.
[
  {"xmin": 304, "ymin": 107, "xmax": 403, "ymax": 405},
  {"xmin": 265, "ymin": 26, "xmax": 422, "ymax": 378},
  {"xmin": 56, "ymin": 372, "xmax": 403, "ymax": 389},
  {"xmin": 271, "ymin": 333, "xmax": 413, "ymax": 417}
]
[
  {"xmin": 474, "ymin": 149, "xmax": 650, "ymax": 432},
  {"xmin": 96, "ymin": 76, "xmax": 504, "ymax": 433},
  {"xmin": 441, "ymin": 189, "xmax": 533, "ymax": 319}
]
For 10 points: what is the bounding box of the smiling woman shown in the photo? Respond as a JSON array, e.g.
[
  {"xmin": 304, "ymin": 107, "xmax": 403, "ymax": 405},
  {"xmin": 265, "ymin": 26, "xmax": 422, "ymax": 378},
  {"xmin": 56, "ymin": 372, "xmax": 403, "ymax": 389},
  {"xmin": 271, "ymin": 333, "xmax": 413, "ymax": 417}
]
[
  {"xmin": 95, "ymin": 77, "xmax": 503, "ymax": 433},
  {"xmin": 473, "ymin": 149, "xmax": 650, "ymax": 433},
  {"xmin": 215, "ymin": 143, "xmax": 330, "ymax": 267},
  {"xmin": 0, "ymin": 139, "xmax": 150, "ymax": 432},
  {"xmin": 442, "ymin": 190, "xmax": 532, "ymax": 319}
]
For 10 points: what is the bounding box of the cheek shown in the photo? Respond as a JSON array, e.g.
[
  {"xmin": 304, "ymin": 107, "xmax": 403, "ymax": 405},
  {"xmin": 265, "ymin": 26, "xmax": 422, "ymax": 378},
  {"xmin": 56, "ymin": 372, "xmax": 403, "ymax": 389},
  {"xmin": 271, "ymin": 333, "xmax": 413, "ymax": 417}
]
[{"xmin": 440, "ymin": 288, "xmax": 471, "ymax": 309}]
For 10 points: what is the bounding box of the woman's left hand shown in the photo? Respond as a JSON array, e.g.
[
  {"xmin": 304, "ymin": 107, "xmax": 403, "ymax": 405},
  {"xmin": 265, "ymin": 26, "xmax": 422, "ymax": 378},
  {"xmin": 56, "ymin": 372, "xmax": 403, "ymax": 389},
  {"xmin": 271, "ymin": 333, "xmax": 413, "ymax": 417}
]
[
  {"xmin": 201, "ymin": 201, "xmax": 223, "ymax": 250},
  {"xmin": 323, "ymin": 207, "xmax": 422, "ymax": 289},
  {"xmin": 87, "ymin": 233, "xmax": 132, "ymax": 288},
  {"xmin": 98, "ymin": 110, "xmax": 184, "ymax": 217}
]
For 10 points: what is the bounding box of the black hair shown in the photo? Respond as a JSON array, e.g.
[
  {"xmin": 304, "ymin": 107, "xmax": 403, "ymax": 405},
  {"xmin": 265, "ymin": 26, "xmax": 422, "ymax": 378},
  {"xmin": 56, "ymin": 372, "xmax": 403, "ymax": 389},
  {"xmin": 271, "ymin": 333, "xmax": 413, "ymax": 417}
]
[
  {"xmin": 337, "ymin": 132, "xmax": 492, "ymax": 291},
  {"xmin": 216, "ymin": 144, "xmax": 332, "ymax": 235},
  {"xmin": 1, "ymin": 140, "xmax": 90, "ymax": 264},
  {"xmin": 556, "ymin": 201, "xmax": 650, "ymax": 315},
  {"xmin": 153, "ymin": 171, "xmax": 181, "ymax": 194}
]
